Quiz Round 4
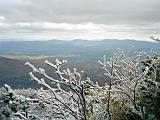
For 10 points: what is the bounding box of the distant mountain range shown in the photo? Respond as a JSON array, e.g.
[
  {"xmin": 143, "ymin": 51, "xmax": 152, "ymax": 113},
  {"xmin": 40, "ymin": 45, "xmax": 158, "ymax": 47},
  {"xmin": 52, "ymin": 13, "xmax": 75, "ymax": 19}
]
[
  {"xmin": 0, "ymin": 39, "xmax": 160, "ymax": 88},
  {"xmin": 0, "ymin": 39, "xmax": 160, "ymax": 58}
]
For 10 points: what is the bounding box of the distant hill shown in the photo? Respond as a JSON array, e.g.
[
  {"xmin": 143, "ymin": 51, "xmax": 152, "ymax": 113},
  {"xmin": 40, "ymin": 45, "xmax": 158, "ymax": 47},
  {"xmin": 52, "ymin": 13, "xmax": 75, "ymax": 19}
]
[{"xmin": 0, "ymin": 39, "xmax": 160, "ymax": 58}]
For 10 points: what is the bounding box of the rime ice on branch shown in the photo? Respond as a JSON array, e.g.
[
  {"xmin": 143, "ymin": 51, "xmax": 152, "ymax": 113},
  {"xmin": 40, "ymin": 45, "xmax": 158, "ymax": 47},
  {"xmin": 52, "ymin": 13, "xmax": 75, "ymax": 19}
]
[
  {"xmin": 25, "ymin": 59, "xmax": 97, "ymax": 120},
  {"xmin": 98, "ymin": 49, "xmax": 156, "ymax": 120}
]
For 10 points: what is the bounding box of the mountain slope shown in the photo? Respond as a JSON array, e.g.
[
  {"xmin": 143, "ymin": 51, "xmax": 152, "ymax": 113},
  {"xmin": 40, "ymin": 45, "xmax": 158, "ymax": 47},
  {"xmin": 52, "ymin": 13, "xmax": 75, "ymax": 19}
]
[{"xmin": 0, "ymin": 56, "xmax": 37, "ymax": 88}]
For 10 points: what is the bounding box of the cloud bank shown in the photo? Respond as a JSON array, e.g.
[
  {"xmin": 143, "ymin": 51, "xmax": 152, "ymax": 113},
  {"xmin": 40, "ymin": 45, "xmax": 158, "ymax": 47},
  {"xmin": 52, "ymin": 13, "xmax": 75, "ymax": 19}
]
[{"xmin": 0, "ymin": 0, "xmax": 159, "ymax": 40}]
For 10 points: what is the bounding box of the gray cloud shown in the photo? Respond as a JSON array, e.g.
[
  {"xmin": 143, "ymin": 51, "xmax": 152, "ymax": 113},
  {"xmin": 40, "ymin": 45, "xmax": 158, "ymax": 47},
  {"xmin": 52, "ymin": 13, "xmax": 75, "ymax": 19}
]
[
  {"xmin": 0, "ymin": 0, "xmax": 160, "ymax": 40},
  {"xmin": 0, "ymin": 0, "xmax": 159, "ymax": 24}
]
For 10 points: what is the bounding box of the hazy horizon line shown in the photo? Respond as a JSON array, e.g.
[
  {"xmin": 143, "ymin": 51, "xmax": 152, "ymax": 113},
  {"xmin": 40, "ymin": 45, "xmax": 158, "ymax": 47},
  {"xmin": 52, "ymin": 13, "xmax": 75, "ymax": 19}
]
[{"xmin": 0, "ymin": 38, "xmax": 154, "ymax": 42}]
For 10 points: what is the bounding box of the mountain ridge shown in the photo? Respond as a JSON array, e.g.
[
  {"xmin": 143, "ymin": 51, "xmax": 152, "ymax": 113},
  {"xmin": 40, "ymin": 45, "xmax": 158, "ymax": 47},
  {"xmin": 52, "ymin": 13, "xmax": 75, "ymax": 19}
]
[{"xmin": 0, "ymin": 39, "xmax": 159, "ymax": 57}]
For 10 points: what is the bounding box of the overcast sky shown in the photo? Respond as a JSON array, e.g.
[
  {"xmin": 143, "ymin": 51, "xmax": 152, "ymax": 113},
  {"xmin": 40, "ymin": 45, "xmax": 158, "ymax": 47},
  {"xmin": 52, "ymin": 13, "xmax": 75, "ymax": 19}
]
[{"xmin": 0, "ymin": 0, "xmax": 160, "ymax": 40}]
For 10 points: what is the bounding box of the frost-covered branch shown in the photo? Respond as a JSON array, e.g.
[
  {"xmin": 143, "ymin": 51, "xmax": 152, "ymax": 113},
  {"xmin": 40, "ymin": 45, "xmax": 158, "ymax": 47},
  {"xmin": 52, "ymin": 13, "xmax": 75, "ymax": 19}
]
[
  {"xmin": 98, "ymin": 49, "xmax": 156, "ymax": 119},
  {"xmin": 25, "ymin": 59, "xmax": 95, "ymax": 120}
]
